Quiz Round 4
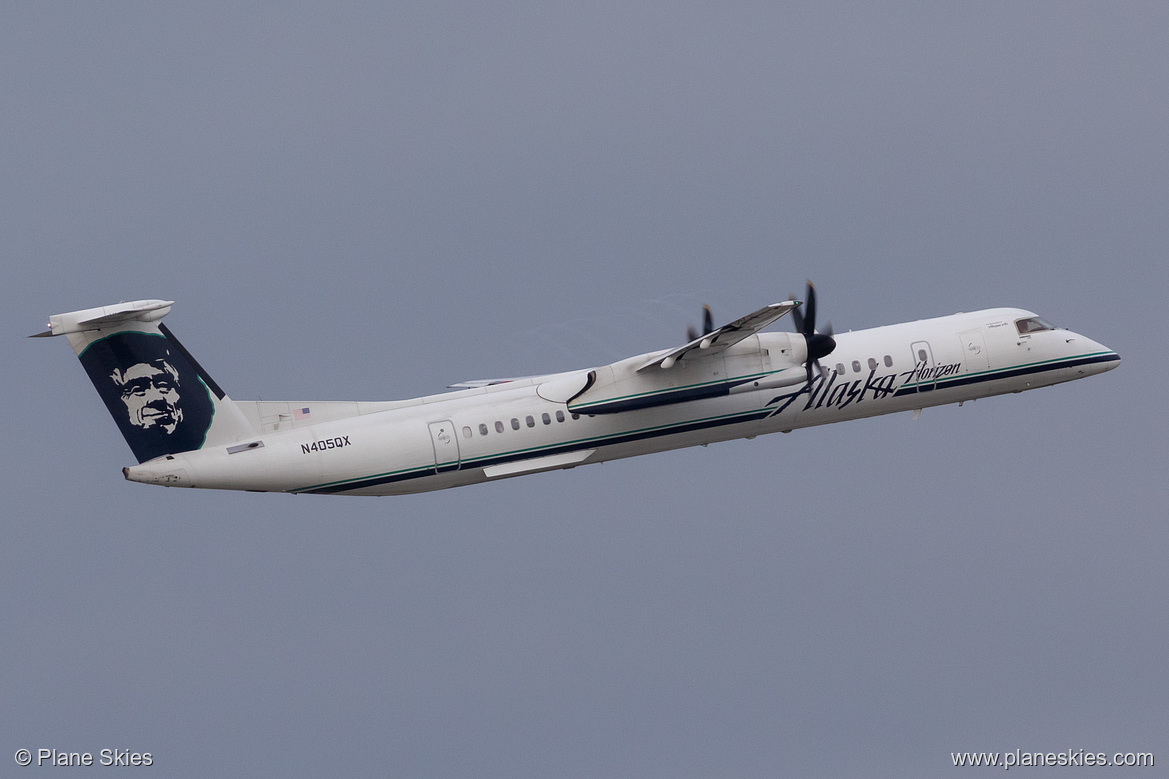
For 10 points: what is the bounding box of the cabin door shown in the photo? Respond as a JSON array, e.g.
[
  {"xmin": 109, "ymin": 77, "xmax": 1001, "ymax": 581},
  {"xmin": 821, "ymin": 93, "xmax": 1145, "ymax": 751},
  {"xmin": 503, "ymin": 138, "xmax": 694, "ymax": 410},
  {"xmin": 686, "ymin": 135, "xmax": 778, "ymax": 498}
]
[
  {"xmin": 959, "ymin": 328, "xmax": 989, "ymax": 373},
  {"xmin": 910, "ymin": 340, "xmax": 936, "ymax": 392},
  {"xmin": 427, "ymin": 420, "xmax": 461, "ymax": 473}
]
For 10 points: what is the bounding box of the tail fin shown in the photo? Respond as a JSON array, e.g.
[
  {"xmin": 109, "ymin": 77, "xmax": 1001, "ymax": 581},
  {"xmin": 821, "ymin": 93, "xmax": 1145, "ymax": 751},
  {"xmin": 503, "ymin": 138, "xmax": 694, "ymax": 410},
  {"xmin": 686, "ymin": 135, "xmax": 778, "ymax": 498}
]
[{"xmin": 33, "ymin": 300, "xmax": 257, "ymax": 463}]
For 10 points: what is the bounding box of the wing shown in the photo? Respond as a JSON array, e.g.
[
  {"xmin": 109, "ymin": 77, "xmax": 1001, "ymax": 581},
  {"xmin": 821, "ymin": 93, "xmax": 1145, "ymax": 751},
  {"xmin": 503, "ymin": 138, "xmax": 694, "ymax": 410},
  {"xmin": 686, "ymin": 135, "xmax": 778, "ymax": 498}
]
[
  {"xmin": 637, "ymin": 300, "xmax": 799, "ymax": 372},
  {"xmin": 447, "ymin": 377, "xmax": 524, "ymax": 389}
]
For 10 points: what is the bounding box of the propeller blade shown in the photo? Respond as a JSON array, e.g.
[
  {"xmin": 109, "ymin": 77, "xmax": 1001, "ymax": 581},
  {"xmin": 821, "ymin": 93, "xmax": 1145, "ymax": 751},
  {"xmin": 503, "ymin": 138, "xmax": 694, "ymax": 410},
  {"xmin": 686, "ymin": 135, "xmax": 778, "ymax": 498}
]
[
  {"xmin": 790, "ymin": 294, "xmax": 804, "ymax": 334},
  {"xmin": 686, "ymin": 304, "xmax": 714, "ymax": 343},
  {"xmin": 791, "ymin": 281, "xmax": 837, "ymax": 385},
  {"xmin": 803, "ymin": 281, "xmax": 817, "ymax": 336}
]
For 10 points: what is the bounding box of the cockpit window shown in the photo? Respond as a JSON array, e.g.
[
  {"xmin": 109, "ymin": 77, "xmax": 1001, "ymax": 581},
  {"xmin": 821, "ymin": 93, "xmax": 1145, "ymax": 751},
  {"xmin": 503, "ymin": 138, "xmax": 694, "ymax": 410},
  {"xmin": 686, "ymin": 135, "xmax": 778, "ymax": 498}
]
[{"xmin": 1015, "ymin": 316, "xmax": 1056, "ymax": 335}]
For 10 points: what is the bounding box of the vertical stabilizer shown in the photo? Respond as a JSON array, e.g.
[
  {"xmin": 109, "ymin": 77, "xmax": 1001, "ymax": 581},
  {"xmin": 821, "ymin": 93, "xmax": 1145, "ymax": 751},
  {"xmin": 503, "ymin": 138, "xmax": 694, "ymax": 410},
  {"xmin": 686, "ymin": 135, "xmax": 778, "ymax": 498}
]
[{"xmin": 34, "ymin": 300, "xmax": 257, "ymax": 463}]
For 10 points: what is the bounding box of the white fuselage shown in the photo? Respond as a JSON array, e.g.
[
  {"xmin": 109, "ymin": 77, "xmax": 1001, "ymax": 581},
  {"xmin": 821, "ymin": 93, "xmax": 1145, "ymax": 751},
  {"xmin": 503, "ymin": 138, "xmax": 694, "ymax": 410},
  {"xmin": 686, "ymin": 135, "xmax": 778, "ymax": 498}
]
[{"xmin": 124, "ymin": 308, "xmax": 1119, "ymax": 495}]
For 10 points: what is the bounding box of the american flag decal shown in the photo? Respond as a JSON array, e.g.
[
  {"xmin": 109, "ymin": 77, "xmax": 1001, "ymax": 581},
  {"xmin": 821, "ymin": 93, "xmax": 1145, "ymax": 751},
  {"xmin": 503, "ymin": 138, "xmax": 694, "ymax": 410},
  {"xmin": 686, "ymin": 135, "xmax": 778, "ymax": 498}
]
[{"xmin": 293, "ymin": 407, "xmax": 311, "ymax": 420}]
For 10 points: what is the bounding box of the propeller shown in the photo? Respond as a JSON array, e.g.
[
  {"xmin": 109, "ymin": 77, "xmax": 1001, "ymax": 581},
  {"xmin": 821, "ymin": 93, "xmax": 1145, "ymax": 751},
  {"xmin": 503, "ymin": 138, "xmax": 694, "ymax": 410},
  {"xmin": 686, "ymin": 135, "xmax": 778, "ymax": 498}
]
[
  {"xmin": 789, "ymin": 281, "xmax": 837, "ymax": 385},
  {"xmin": 686, "ymin": 304, "xmax": 714, "ymax": 343}
]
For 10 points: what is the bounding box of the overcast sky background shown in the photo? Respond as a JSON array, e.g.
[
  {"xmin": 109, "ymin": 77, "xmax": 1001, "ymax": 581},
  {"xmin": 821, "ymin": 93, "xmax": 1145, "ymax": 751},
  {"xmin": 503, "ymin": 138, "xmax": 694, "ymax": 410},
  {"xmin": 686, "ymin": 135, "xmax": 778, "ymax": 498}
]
[{"xmin": 3, "ymin": 3, "xmax": 1166, "ymax": 776}]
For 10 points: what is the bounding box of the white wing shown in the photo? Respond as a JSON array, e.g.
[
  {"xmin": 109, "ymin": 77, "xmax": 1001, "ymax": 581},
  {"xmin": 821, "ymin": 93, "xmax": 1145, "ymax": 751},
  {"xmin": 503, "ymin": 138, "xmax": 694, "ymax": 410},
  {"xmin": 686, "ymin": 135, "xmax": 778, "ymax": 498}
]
[{"xmin": 637, "ymin": 301, "xmax": 799, "ymax": 372}]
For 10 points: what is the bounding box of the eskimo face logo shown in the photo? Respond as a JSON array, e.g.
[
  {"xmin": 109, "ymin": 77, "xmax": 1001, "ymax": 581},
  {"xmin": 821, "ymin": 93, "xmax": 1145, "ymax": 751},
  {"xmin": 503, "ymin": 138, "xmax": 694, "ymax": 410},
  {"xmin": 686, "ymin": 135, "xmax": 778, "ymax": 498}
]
[
  {"xmin": 110, "ymin": 358, "xmax": 184, "ymax": 433},
  {"xmin": 79, "ymin": 331, "xmax": 214, "ymax": 463}
]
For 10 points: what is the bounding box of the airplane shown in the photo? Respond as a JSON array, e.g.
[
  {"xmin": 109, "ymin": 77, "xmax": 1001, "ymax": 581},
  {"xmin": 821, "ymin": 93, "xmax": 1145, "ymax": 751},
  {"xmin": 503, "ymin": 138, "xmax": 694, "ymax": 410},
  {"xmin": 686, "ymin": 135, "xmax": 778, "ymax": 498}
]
[{"xmin": 33, "ymin": 284, "xmax": 1119, "ymax": 496}]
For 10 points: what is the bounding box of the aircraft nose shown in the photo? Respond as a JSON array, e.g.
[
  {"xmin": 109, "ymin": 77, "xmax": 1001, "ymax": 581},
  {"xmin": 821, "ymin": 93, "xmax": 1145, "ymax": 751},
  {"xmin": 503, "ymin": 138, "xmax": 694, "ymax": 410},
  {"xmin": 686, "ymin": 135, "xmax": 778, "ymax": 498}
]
[
  {"xmin": 1095, "ymin": 351, "xmax": 1121, "ymax": 375},
  {"xmin": 1067, "ymin": 332, "xmax": 1120, "ymax": 374}
]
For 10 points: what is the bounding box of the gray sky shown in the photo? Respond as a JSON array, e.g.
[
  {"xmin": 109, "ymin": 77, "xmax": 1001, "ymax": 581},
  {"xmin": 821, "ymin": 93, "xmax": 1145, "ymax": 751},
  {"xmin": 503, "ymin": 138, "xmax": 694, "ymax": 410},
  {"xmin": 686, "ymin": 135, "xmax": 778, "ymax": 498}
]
[{"xmin": 3, "ymin": 3, "xmax": 1166, "ymax": 776}]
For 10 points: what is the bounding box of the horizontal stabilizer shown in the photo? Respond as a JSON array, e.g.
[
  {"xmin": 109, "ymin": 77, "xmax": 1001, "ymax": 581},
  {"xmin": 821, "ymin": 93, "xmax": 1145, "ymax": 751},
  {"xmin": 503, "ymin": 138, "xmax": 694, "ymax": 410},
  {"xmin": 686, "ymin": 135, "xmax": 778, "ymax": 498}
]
[{"xmin": 31, "ymin": 299, "xmax": 174, "ymax": 338}]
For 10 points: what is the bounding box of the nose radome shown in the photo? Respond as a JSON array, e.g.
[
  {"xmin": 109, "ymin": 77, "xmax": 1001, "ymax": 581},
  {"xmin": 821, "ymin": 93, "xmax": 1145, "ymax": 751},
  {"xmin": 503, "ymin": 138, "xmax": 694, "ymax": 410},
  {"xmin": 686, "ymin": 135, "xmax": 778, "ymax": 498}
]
[{"xmin": 1068, "ymin": 332, "xmax": 1120, "ymax": 373}]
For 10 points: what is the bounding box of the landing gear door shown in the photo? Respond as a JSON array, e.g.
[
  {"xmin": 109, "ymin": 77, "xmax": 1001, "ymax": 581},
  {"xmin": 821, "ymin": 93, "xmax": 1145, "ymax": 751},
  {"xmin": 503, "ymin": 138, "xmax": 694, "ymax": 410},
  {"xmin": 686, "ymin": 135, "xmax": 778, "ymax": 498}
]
[
  {"xmin": 910, "ymin": 340, "xmax": 936, "ymax": 392},
  {"xmin": 428, "ymin": 420, "xmax": 461, "ymax": 473}
]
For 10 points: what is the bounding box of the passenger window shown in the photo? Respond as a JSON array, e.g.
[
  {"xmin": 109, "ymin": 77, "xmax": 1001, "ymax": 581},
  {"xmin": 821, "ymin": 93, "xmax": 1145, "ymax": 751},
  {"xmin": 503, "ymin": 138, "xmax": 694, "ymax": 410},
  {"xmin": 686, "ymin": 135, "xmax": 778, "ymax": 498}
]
[
  {"xmin": 495, "ymin": 421, "xmax": 504, "ymax": 434},
  {"xmin": 867, "ymin": 358, "xmax": 877, "ymax": 370},
  {"xmin": 917, "ymin": 349, "xmax": 927, "ymax": 362},
  {"xmin": 852, "ymin": 360, "xmax": 861, "ymax": 373},
  {"xmin": 542, "ymin": 412, "xmax": 551, "ymax": 425},
  {"xmin": 884, "ymin": 355, "xmax": 893, "ymax": 367},
  {"xmin": 479, "ymin": 424, "xmax": 489, "ymax": 436},
  {"xmin": 511, "ymin": 418, "xmax": 520, "ymax": 430},
  {"xmin": 526, "ymin": 415, "xmax": 535, "ymax": 428},
  {"xmin": 836, "ymin": 363, "xmax": 845, "ymax": 375},
  {"xmin": 571, "ymin": 413, "xmax": 580, "ymax": 421},
  {"xmin": 462, "ymin": 426, "xmax": 472, "ymax": 439},
  {"xmin": 556, "ymin": 410, "xmax": 565, "ymax": 423}
]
